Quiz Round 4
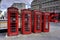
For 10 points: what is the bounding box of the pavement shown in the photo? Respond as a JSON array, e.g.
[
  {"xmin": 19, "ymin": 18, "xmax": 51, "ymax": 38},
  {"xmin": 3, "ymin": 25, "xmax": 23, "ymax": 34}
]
[{"xmin": 0, "ymin": 22, "xmax": 60, "ymax": 40}]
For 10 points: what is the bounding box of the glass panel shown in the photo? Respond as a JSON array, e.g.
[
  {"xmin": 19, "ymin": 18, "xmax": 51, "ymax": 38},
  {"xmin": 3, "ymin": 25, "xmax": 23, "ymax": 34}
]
[
  {"xmin": 46, "ymin": 16, "xmax": 48, "ymax": 29},
  {"xmin": 10, "ymin": 13, "xmax": 16, "ymax": 32},
  {"xmin": 10, "ymin": 13, "xmax": 16, "ymax": 22},
  {"xmin": 24, "ymin": 14, "xmax": 30, "ymax": 31},
  {"xmin": 36, "ymin": 15, "xmax": 40, "ymax": 30}
]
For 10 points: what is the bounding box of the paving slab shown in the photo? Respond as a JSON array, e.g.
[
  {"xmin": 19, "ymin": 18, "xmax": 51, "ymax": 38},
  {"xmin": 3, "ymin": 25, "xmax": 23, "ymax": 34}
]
[{"xmin": 0, "ymin": 22, "xmax": 60, "ymax": 40}]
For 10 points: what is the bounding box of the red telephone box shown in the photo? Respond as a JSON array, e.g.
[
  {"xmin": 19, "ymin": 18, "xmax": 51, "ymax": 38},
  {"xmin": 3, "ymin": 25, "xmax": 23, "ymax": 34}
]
[
  {"xmin": 21, "ymin": 9, "xmax": 32, "ymax": 34},
  {"xmin": 54, "ymin": 13, "xmax": 58, "ymax": 22},
  {"xmin": 7, "ymin": 7, "xmax": 19, "ymax": 36},
  {"xmin": 50, "ymin": 13, "xmax": 58, "ymax": 22},
  {"xmin": 49, "ymin": 13, "xmax": 54, "ymax": 22},
  {"xmin": 42, "ymin": 12, "xmax": 50, "ymax": 32},
  {"xmin": 57, "ymin": 13, "xmax": 60, "ymax": 22},
  {"xmin": 33, "ymin": 10, "xmax": 42, "ymax": 33}
]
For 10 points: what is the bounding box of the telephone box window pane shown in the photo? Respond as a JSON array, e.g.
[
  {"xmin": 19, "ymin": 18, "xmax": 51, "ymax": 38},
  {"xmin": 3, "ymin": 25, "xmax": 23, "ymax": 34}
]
[
  {"xmin": 46, "ymin": 16, "xmax": 48, "ymax": 29},
  {"xmin": 25, "ymin": 14, "xmax": 30, "ymax": 31},
  {"xmin": 10, "ymin": 13, "xmax": 16, "ymax": 32},
  {"xmin": 36, "ymin": 15, "xmax": 40, "ymax": 30}
]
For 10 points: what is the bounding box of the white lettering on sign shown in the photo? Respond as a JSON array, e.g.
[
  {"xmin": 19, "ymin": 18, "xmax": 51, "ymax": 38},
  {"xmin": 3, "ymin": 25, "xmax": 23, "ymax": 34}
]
[
  {"xmin": 45, "ymin": 13, "xmax": 50, "ymax": 15},
  {"xmin": 36, "ymin": 12, "xmax": 41, "ymax": 14},
  {"xmin": 24, "ymin": 11, "xmax": 31, "ymax": 13},
  {"xmin": 9, "ymin": 9, "xmax": 17, "ymax": 12}
]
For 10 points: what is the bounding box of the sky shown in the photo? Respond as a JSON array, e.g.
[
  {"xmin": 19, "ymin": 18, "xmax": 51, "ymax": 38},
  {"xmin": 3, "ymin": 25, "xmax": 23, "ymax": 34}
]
[{"xmin": 0, "ymin": 0, "xmax": 33, "ymax": 11}]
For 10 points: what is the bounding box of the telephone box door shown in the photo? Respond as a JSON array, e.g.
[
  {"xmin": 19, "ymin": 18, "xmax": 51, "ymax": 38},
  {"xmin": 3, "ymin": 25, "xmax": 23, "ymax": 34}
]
[
  {"xmin": 21, "ymin": 9, "xmax": 32, "ymax": 34},
  {"xmin": 33, "ymin": 10, "xmax": 42, "ymax": 33},
  {"xmin": 42, "ymin": 12, "xmax": 50, "ymax": 32}
]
